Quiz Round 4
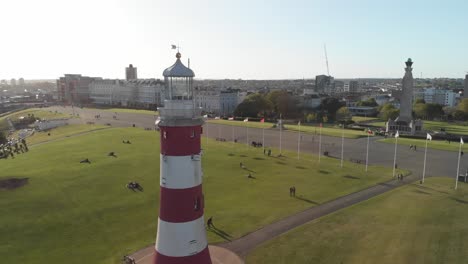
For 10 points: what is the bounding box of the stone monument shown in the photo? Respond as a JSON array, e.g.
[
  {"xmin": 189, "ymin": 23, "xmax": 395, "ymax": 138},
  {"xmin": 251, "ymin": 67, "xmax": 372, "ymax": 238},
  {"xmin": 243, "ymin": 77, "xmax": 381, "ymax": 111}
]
[{"xmin": 386, "ymin": 58, "xmax": 423, "ymax": 135}]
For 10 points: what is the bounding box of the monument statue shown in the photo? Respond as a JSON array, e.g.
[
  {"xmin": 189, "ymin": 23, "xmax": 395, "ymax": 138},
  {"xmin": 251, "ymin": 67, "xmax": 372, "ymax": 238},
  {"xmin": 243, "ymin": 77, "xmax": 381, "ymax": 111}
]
[
  {"xmin": 386, "ymin": 58, "xmax": 423, "ymax": 135},
  {"xmin": 399, "ymin": 58, "xmax": 413, "ymax": 122}
]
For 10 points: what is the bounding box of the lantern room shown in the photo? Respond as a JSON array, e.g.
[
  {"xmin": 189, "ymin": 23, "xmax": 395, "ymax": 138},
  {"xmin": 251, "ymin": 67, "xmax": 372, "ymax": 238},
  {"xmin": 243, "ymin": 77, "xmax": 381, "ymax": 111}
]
[{"xmin": 162, "ymin": 52, "xmax": 195, "ymax": 100}]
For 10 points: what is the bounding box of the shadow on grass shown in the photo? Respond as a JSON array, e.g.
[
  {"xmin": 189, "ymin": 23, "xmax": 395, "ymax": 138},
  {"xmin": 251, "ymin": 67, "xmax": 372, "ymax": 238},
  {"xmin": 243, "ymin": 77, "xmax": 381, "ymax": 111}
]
[
  {"xmin": 294, "ymin": 196, "xmax": 319, "ymax": 205},
  {"xmin": 413, "ymin": 189, "xmax": 432, "ymax": 195},
  {"xmin": 208, "ymin": 226, "xmax": 233, "ymax": 242},
  {"xmin": 240, "ymin": 154, "xmax": 248, "ymax": 157},
  {"xmin": 296, "ymin": 166, "xmax": 306, "ymax": 170},
  {"xmin": 243, "ymin": 168, "xmax": 256, "ymax": 173},
  {"xmin": 276, "ymin": 161, "xmax": 287, "ymax": 165},
  {"xmin": 412, "ymin": 184, "xmax": 450, "ymax": 195},
  {"xmin": 343, "ymin": 175, "xmax": 360, "ymax": 180},
  {"xmin": 319, "ymin": 170, "xmax": 330, "ymax": 174},
  {"xmin": 253, "ymin": 157, "xmax": 265, "ymax": 160},
  {"xmin": 451, "ymin": 197, "xmax": 468, "ymax": 204},
  {"xmin": 228, "ymin": 153, "xmax": 235, "ymax": 156}
]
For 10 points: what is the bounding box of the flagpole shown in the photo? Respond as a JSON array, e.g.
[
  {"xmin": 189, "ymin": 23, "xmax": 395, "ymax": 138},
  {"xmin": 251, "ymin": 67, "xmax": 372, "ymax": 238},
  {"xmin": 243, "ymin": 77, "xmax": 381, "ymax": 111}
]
[
  {"xmin": 340, "ymin": 124, "xmax": 344, "ymax": 168},
  {"xmin": 393, "ymin": 132, "xmax": 398, "ymax": 178},
  {"xmin": 246, "ymin": 126, "xmax": 249, "ymax": 147},
  {"xmin": 297, "ymin": 122, "xmax": 301, "ymax": 160},
  {"xmin": 365, "ymin": 130, "xmax": 370, "ymax": 172},
  {"xmin": 422, "ymin": 137, "xmax": 428, "ymax": 184},
  {"xmin": 318, "ymin": 124, "xmax": 322, "ymax": 164},
  {"xmin": 455, "ymin": 138, "xmax": 462, "ymax": 190},
  {"xmin": 232, "ymin": 126, "xmax": 234, "ymax": 143},
  {"xmin": 279, "ymin": 114, "xmax": 282, "ymax": 155},
  {"xmin": 262, "ymin": 127, "xmax": 265, "ymax": 153}
]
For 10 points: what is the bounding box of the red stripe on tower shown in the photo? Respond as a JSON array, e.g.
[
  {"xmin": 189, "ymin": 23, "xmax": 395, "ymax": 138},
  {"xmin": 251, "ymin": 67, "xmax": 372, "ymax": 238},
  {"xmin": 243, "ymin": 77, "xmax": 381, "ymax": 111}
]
[
  {"xmin": 159, "ymin": 185, "xmax": 204, "ymax": 223},
  {"xmin": 160, "ymin": 126, "xmax": 202, "ymax": 156}
]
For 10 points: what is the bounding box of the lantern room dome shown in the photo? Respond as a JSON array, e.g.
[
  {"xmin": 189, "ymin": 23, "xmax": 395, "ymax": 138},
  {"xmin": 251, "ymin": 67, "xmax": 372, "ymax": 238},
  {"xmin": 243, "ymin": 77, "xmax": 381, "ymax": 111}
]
[{"xmin": 162, "ymin": 52, "xmax": 195, "ymax": 78}]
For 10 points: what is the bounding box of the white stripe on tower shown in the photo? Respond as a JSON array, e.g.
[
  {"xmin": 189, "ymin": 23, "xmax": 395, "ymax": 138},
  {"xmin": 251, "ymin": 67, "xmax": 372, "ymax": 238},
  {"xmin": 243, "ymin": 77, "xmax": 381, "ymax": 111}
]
[
  {"xmin": 160, "ymin": 154, "xmax": 202, "ymax": 189},
  {"xmin": 155, "ymin": 217, "xmax": 208, "ymax": 257}
]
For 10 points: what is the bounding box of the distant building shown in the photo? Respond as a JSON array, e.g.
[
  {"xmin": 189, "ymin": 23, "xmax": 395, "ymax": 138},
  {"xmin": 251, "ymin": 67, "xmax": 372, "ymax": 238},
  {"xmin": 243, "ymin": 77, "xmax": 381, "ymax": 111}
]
[
  {"xmin": 349, "ymin": 80, "xmax": 359, "ymax": 93},
  {"xmin": 125, "ymin": 64, "xmax": 138, "ymax": 80},
  {"xmin": 89, "ymin": 78, "xmax": 164, "ymax": 108},
  {"xmin": 57, "ymin": 74, "xmax": 100, "ymax": 104},
  {"xmin": 18, "ymin": 78, "xmax": 25, "ymax": 87},
  {"xmin": 413, "ymin": 87, "xmax": 458, "ymax": 107},
  {"xmin": 195, "ymin": 88, "xmax": 243, "ymax": 116},
  {"xmin": 464, "ymin": 74, "xmax": 468, "ymax": 98},
  {"xmin": 348, "ymin": 106, "xmax": 377, "ymax": 116},
  {"xmin": 315, "ymin": 75, "xmax": 334, "ymax": 94},
  {"xmin": 10, "ymin": 78, "xmax": 16, "ymax": 86}
]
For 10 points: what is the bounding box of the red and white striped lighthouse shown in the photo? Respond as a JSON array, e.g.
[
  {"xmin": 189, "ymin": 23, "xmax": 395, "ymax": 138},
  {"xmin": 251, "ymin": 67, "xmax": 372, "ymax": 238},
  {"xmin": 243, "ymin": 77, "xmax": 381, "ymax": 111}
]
[{"xmin": 153, "ymin": 52, "xmax": 212, "ymax": 264}]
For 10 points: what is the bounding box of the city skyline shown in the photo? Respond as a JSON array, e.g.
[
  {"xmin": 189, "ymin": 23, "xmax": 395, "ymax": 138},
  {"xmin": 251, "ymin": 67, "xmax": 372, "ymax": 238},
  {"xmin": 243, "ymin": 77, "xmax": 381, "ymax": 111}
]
[{"xmin": 1, "ymin": 0, "xmax": 468, "ymax": 80}]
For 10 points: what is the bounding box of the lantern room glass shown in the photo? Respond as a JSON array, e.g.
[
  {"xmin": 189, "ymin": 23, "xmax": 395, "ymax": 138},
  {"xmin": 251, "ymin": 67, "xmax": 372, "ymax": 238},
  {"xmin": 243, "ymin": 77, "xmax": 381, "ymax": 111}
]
[{"xmin": 165, "ymin": 76, "xmax": 193, "ymax": 100}]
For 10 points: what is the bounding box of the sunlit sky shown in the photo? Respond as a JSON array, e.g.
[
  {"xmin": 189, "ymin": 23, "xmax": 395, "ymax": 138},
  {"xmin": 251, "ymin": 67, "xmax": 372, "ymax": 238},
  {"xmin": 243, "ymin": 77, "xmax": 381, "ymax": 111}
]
[{"xmin": 1, "ymin": 0, "xmax": 468, "ymax": 80}]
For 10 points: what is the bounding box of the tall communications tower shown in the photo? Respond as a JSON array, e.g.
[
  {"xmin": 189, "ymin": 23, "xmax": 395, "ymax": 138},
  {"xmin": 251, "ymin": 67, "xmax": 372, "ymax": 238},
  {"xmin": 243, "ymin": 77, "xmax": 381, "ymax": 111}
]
[{"xmin": 154, "ymin": 51, "xmax": 212, "ymax": 263}]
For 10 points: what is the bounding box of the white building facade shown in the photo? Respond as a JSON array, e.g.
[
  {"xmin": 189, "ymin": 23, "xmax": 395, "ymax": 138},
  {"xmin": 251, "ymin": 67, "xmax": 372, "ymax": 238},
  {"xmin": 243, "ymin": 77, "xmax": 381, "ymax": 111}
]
[{"xmin": 195, "ymin": 88, "xmax": 243, "ymax": 116}]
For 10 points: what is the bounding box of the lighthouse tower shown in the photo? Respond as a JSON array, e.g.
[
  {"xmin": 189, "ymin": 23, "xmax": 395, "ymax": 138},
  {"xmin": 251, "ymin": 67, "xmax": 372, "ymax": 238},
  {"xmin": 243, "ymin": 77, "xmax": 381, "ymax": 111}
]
[{"xmin": 154, "ymin": 52, "xmax": 212, "ymax": 264}]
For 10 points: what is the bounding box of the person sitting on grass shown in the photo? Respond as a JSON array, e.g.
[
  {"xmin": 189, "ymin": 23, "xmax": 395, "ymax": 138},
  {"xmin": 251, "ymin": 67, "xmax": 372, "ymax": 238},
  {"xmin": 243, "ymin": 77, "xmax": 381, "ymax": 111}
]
[{"xmin": 80, "ymin": 158, "xmax": 90, "ymax": 164}]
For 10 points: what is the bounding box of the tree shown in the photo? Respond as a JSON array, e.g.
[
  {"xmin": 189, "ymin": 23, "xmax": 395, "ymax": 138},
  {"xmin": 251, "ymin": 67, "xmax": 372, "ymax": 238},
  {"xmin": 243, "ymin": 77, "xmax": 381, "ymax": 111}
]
[
  {"xmin": 457, "ymin": 98, "xmax": 468, "ymax": 114},
  {"xmin": 266, "ymin": 90, "xmax": 299, "ymax": 118},
  {"xmin": 320, "ymin": 98, "xmax": 344, "ymax": 122},
  {"xmin": 0, "ymin": 131, "xmax": 6, "ymax": 145},
  {"xmin": 234, "ymin": 93, "xmax": 272, "ymax": 117},
  {"xmin": 357, "ymin": 98, "xmax": 378, "ymax": 107},
  {"xmin": 379, "ymin": 103, "xmax": 399, "ymax": 120},
  {"xmin": 336, "ymin": 107, "xmax": 352, "ymax": 122},
  {"xmin": 414, "ymin": 98, "xmax": 426, "ymax": 104}
]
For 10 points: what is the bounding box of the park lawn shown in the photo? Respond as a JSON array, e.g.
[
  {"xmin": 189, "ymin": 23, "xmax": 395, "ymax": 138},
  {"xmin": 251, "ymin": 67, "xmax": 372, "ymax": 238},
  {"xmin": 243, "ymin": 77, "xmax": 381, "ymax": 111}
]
[
  {"xmin": 0, "ymin": 108, "xmax": 73, "ymax": 131},
  {"xmin": 104, "ymin": 108, "xmax": 158, "ymax": 115},
  {"xmin": 25, "ymin": 124, "xmax": 109, "ymax": 145},
  {"xmin": 247, "ymin": 177, "xmax": 468, "ymax": 264},
  {"xmin": 1, "ymin": 108, "xmax": 73, "ymax": 121},
  {"xmin": 209, "ymin": 119, "xmax": 370, "ymax": 139},
  {"xmin": 351, "ymin": 116, "xmax": 380, "ymax": 123},
  {"xmin": 369, "ymin": 120, "xmax": 468, "ymax": 136},
  {"xmin": 0, "ymin": 127, "xmax": 395, "ymax": 264},
  {"xmin": 378, "ymin": 137, "xmax": 465, "ymax": 152}
]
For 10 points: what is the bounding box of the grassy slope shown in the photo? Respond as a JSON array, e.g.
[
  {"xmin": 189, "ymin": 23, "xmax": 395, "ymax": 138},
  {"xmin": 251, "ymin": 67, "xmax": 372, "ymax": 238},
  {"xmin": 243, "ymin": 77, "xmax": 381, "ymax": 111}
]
[
  {"xmin": 351, "ymin": 116, "xmax": 379, "ymax": 123},
  {"xmin": 371, "ymin": 120, "xmax": 468, "ymax": 136},
  {"xmin": 209, "ymin": 119, "xmax": 370, "ymax": 139},
  {"xmin": 25, "ymin": 124, "xmax": 109, "ymax": 145},
  {"xmin": 0, "ymin": 127, "xmax": 395, "ymax": 264},
  {"xmin": 0, "ymin": 108, "xmax": 73, "ymax": 131},
  {"xmin": 248, "ymin": 177, "xmax": 468, "ymax": 264},
  {"xmin": 378, "ymin": 137, "xmax": 465, "ymax": 152},
  {"xmin": 103, "ymin": 108, "xmax": 158, "ymax": 115}
]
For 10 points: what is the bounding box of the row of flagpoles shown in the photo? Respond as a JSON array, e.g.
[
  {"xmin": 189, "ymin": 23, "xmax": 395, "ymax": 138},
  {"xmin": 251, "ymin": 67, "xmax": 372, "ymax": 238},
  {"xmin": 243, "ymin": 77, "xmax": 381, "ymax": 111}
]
[{"xmin": 208, "ymin": 117, "xmax": 465, "ymax": 189}]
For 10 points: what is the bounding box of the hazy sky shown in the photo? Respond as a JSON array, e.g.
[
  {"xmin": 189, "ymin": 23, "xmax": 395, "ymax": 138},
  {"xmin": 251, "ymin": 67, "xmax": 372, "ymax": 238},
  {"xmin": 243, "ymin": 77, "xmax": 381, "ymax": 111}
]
[{"xmin": 1, "ymin": 0, "xmax": 468, "ymax": 80}]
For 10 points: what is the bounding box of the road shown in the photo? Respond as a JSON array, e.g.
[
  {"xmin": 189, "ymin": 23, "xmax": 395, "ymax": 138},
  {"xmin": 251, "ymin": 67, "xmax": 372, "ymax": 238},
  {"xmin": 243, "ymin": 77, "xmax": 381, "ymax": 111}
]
[{"xmin": 47, "ymin": 106, "xmax": 466, "ymax": 179}]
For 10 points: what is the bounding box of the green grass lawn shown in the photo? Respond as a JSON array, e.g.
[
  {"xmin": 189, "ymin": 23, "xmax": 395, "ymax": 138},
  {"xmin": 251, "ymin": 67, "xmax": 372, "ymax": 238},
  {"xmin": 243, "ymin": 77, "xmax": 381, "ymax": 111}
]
[
  {"xmin": 103, "ymin": 108, "xmax": 158, "ymax": 115},
  {"xmin": 0, "ymin": 127, "xmax": 395, "ymax": 264},
  {"xmin": 209, "ymin": 119, "xmax": 371, "ymax": 139},
  {"xmin": 247, "ymin": 177, "xmax": 468, "ymax": 264},
  {"xmin": 378, "ymin": 137, "xmax": 465, "ymax": 152},
  {"xmin": 371, "ymin": 120, "xmax": 468, "ymax": 136},
  {"xmin": 0, "ymin": 108, "xmax": 74, "ymax": 131},
  {"xmin": 351, "ymin": 116, "xmax": 379, "ymax": 123},
  {"xmin": 23, "ymin": 124, "xmax": 109, "ymax": 145}
]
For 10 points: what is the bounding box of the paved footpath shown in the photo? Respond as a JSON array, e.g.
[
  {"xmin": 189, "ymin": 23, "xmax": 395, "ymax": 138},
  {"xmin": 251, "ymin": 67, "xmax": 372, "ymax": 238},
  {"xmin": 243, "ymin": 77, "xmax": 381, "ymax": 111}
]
[
  {"xmin": 220, "ymin": 174, "xmax": 417, "ymax": 258},
  {"xmin": 130, "ymin": 175, "xmax": 417, "ymax": 262}
]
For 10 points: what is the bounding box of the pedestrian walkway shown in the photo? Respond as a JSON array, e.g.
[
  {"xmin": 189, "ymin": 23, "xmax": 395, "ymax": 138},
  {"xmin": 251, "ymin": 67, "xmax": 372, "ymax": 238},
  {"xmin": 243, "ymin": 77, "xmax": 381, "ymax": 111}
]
[
  {"xmin": 219, "ymin": 174, "xmax": 416, "ymax": 257},
  {"xmin": 129, "ymin": 175, "xmax": 416, "ymax": 262}
]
